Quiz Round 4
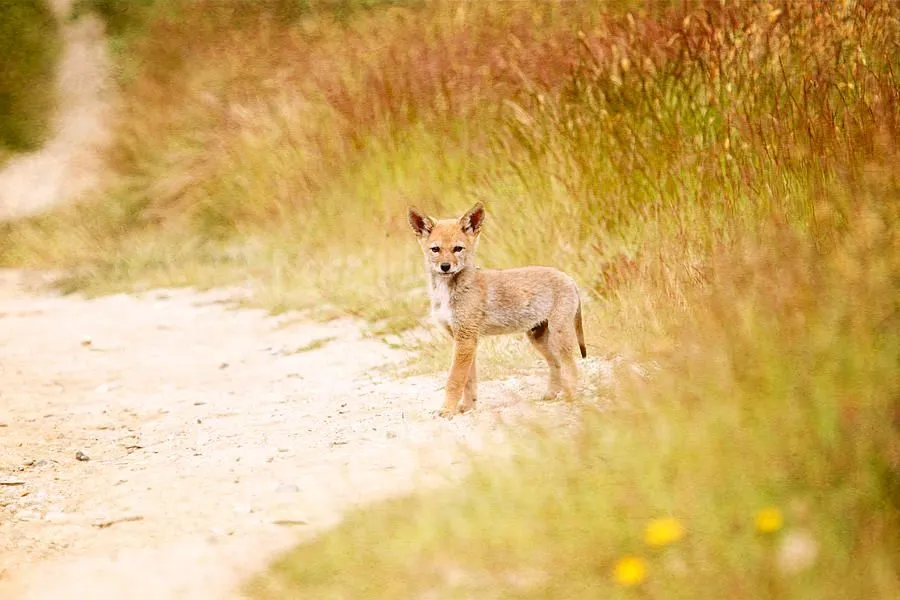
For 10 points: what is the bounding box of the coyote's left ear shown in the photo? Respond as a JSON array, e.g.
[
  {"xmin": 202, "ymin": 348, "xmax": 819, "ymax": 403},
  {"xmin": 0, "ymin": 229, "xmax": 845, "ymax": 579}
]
[{"xmin": 459, "ymin": 202, "xmax": 485, "ymax": 235}]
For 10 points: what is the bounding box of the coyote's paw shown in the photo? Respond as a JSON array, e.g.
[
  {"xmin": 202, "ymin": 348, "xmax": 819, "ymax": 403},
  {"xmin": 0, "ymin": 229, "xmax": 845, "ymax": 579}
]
[
  {"xmin": 457, "ymin": 399, "xmax": 477, "ymax": 414},
  {"xmin": 437, "ymin": 405, "xmax": 457, "ymax": 419}
]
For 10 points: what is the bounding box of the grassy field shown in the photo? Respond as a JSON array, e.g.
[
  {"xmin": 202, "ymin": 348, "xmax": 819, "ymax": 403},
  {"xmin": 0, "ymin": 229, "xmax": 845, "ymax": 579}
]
[
  {"xmin": 2, "ymin": 0, "xmax": 899, "ymax": 597},
  {"xmin": 0, "ymin": 0, "xmax": 60, "ymax": 162}
]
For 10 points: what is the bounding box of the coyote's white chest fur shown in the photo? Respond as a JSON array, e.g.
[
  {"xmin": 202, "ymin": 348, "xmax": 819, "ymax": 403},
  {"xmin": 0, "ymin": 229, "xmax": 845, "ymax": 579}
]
[{"xmin": 430, "ymin": 277, "xmax": 454, "ymax": 328}]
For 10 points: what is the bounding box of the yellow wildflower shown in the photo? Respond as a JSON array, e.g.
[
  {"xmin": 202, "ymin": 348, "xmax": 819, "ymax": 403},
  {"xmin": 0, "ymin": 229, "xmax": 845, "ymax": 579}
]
[
  {"xmin": 755, "ymin": 507, "xmax": 784, "ymax": 533},
  {"xmin": 613, "ymin": 555, "xmax": 647, "ymax": 587},
  {"xmin": 644, "ymin": 517, "xmax": 685, "ymax": 547}
]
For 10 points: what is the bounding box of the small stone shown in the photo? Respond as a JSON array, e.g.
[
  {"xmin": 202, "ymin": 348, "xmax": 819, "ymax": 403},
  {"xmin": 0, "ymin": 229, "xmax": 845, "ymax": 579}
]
[
  {"xmin": 0, "ymin": 478, "xmax": 25, "ymax": 486},
  {"xmin": 386, "ymin": 431, "xmax": 398, "ymax": 439},
  {"xmin": 277, "ymin": 447, "xmax": 289, "ymax": 453},
  {"xmin": 219, "ymin": 362, "xmax": 229, "ymax": 369},
  {"xmin": 80, "ymin": 336, "xmax": 92, "ymax": 347},
  {"xmin": 17, "ymin": 510, "xmax": 41, "ymax": 522},
  {"xmin": 75, "ymin": 451, "xmax": 90, "ymax": 462}
]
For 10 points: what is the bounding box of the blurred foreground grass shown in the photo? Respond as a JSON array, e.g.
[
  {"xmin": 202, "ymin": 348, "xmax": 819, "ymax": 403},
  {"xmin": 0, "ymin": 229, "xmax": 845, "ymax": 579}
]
[{"xmin": 1, "ymin": 0, "xmax": 898, "ymax": 597}]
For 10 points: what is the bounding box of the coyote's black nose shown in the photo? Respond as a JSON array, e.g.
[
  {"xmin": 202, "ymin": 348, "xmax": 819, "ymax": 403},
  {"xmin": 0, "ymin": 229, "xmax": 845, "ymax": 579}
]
[{"xmin": 440, "ymin": 263, "xmax": 451, "ymax": 272}]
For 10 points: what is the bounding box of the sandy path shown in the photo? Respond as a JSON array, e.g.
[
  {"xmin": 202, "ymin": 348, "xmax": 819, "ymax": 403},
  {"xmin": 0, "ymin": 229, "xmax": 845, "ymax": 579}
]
[
  {"xmin": 0, "ymin": 0, "xmax": 111, "ymax": 220},
  {"xmin": 0, "ymin": 269, "xmax": 597, "ymax": 599}
]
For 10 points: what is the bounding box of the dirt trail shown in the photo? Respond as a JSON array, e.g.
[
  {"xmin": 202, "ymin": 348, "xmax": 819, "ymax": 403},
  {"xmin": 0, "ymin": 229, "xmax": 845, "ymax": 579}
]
[
  {"xmin": 0, "ymin": 0, "xmax": 111, "ymax": 220},
  {"xmin": 0, "ymin": 270, "xmax": 602, "ymax": 599}
]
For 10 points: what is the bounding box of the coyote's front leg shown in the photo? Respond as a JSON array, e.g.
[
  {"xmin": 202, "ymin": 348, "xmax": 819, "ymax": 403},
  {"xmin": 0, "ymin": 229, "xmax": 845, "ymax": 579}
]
[
  {"xmin": 457, "ymin": 360, "xmax": 477, "ymax": 413},
  {"xmin": 439, "ymin": 335, "xmax": 477, "ymax": 417}
]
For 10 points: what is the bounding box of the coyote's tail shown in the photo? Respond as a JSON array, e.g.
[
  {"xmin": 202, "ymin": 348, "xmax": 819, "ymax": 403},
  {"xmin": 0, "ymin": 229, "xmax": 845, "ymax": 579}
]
[{"xmin": 575, "ymin": 295, "xmax": 586, "ymax": 358}]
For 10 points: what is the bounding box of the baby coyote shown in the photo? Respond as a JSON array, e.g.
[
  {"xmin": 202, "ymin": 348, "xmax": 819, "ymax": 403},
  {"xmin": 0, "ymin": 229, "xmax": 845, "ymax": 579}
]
[{"xmin": 408, "ymin": 202, "xmax": 586, "ymax": 417}]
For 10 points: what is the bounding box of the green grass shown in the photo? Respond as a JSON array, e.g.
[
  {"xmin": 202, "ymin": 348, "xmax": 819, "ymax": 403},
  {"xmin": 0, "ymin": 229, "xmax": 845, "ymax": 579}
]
[
  {"xmin": 0, "ymin": 0, "xmax": 60, "ymax": 158},
  {"xmin": 1, "ymin": 1, "xmax": 898, "ymax": 597},
  {"xmin": 72, "ymin": 0, "xmax": 157, "ymax": 36}
]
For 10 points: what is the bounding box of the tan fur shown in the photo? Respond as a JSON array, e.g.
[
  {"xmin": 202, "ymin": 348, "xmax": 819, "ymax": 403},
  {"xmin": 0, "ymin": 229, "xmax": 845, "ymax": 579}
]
[{"xmin": 408, "ymin": 202, "xmax": 587, "ymax": 417}]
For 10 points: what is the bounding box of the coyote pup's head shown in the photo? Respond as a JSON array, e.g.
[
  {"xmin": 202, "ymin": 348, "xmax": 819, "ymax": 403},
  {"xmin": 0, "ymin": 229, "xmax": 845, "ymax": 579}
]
[{"xmin": 408, "ymin": 203, "xmax": 485, "ymax": 277}]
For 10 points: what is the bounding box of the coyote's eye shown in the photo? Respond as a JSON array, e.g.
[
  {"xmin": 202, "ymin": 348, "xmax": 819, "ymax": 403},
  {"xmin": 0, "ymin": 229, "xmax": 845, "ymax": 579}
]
[
  {"xmin": 430, "ymin": 246, "xmax": 440, "ymax": 253},
  {"xmin": 452, "ymin": 246, "xmax": 464, "ymax": 253}
]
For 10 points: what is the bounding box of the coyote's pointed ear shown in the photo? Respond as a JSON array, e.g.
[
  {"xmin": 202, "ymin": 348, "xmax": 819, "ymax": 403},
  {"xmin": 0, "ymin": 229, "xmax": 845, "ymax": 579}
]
[
  {"xmin": 408, "ymin": 207, "xmax": 434, "ymax": 238},
  {"xmin": 459, "ymin": 202, "xmax": 485, "ymax": 235}
]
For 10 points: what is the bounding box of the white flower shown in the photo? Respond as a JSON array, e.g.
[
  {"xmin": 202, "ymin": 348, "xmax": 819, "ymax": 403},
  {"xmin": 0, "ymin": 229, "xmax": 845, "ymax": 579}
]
[{"xmin": 776, "ymin": 529, "xmax": 818, "ymax": 574}]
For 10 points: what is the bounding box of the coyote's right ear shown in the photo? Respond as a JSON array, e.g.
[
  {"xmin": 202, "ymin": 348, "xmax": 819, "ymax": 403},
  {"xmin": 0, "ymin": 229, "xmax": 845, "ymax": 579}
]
[{"xmin": 408, "ymin": 207, "xmax": 434, "ymax": 238}]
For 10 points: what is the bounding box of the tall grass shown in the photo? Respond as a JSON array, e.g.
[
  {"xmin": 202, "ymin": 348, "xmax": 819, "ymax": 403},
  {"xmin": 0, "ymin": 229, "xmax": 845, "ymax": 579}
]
[
  {"xmin": 0, "ymin": 0, "xmax": 60, "ymax": 159},
  {"xmin": 481, "ymin": 0, "xmax": 900, "ymax": 330},
  {"xmin": 1, "ymin": 1, "xmax": 898, "ymax": 595}
]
